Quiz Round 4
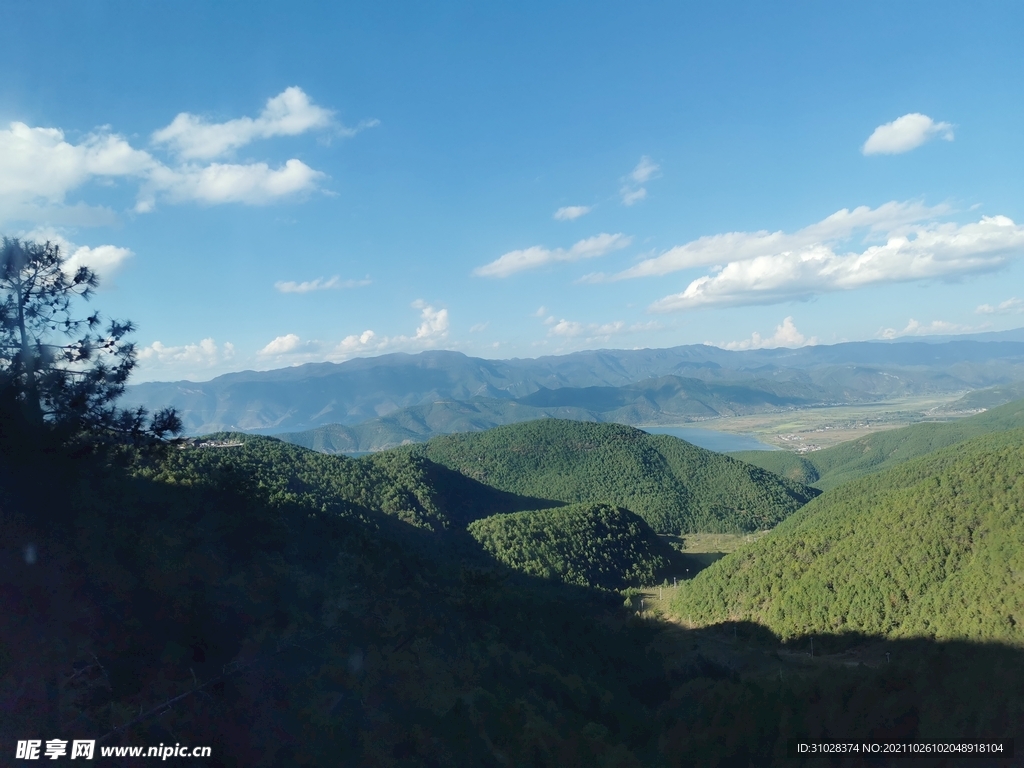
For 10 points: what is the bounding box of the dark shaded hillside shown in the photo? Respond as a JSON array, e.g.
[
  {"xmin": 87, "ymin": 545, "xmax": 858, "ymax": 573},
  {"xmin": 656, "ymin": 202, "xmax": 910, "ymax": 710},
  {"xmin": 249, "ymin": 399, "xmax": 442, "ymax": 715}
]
[
  {"xmin": 162, "ymin": 432, "xmax": 557, "ymax": 530},
  {"xmin": 401, "ymin": 419, "xmax": 818, "ymax": 534},
  {"xmin": 468, "ymin": 503, "xmax": 678, "ymax": 589},
  {"xmin": 1, "ymin": 431, "xmax": 674, "ymax": 765},
  {"xmin": 731, "ymin": 397, "xmax": 1024, "ymax": 491},
  {"xmin": 5, "ymin": 403, "xmax": 1024, "ymax": 765},
  {"xmin": 673, "ymin": 427, "xmax": 1024, "ymax": 644}
]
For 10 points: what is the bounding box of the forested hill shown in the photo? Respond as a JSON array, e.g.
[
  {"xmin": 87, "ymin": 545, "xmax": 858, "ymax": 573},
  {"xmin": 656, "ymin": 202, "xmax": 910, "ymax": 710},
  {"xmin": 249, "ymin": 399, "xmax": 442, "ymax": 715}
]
[
  {"xmin": 1, "ymin": 406, "xmax": 683, "ymax": 764},
  {"xmin": 672, "ymin": 427, "xmax": 1024, "ymax": 645},
  {"xmin": 730, "ymin": 396, "xmax": 1024, "ymax": 490},
  {"xmin": 159, "ymin": 432, "xmax": 556, "ymax": 531},
  {"xmin": 397, "ymin": 419, "xmax": 818, "ymax": 534},
  {"xmin": 468, "ymin": 503, "xmax": 677, "ymax": 590},
  {"xmin": 8, "ymin": 400, "xmax": 1024, "ymax": 763}
]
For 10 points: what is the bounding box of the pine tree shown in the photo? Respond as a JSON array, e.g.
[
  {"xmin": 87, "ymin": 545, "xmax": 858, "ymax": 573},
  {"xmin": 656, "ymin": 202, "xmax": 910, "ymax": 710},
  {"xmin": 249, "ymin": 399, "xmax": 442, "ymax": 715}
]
[{"xmin": 0, "ymin": 237, "xmax": 181, "ymax": 443}]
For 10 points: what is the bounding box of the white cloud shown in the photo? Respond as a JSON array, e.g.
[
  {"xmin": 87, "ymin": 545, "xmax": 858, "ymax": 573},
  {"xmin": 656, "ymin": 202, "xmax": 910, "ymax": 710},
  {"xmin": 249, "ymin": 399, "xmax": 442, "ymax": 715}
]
[
  {"xmin": 151, "ymin": 87, "xmax": 337, "ymax": 160},
  {"xmin": 252, "ymin": 302, "xmax": 451, "ymax": 367},
  {"xmin": 603, "ymin": 201, "xmax": 948, "ymax": 281},
  {"xmin": 630, "ymin": 156, "xmax": 659, "ymax": 184},
  {"xmin": 140, "ymin": 158, "xmax": 324, "ymax": 208},
  {"xmin": 138, "ymin": 338, "xmax": 235, "ymax": 369},
  {"xmin": 64, "ymin": 244, "xmax": 134, "ymax": 280},
  {"xmin": 715, "ymin": 317, "xmax": 818, "ymax": 350},
  {"xmin": 0, "ymin": 122, "xmax": 154, "ymax": 211},
  {"xmin": 469, "ymin": 322, "xmax": 489, "ymax": 332},
  {"xmin": 274, "ymin": 275, "xmax": 371, "ymax": 293},
  {"xmin": 620, "ymin": 188, "xmax": 647, "ymax": 206},
  {"xmin": 327, "ymin": 302, "xmax": 449, "ymax": 359},
  {"xmin": 554, "ymin": 205, "xmax": 592, "ymax": 221},
  {"xmin": 878, "ymin": 319, "xmax": 979, "ymax": 339},
  {"xmin": 0, "ymin": 88, "xmax": 352, "ymax": 221},
  {"xmin": 257, "ymin": 333, "xmax": 325, "ymax": 357},
  {"xmin": 646, "ymin": 213, "xmax": 1024, "ymax": 312},
  {"xmin": 976, "ymin": 297, "xmax": 1024, "ymax": 315},
  {"xmin": 546, "ymin": 317, "xmax": 659, "ymax": 340},
  {"xmin": 18, "ymin": 228, "xmax": 134, "ymax": 283},
  {"xmin": 862, "ymin": 113, "xmax": 954, "ymax": 156},
  {"xmin": 335, "ymin": 330, "xmax": 378, "ymax": 355},
  {"xmin": 620, "ymin": 155, "xmax": 658, "ymax": 206},
  {"xmin": 532, "ymin": 306, "xmax": 547, "ymax": 317},
  {"xmin": 474, "ymin": 233, "xmax": 631, "ymax": 278},
  {"xmin": 410, "ymin": 299, "xmax": 449, "ymax": 339},
  {"xmin": 548, "ymin": 319, "xmax": 588, "ymax": 337}
]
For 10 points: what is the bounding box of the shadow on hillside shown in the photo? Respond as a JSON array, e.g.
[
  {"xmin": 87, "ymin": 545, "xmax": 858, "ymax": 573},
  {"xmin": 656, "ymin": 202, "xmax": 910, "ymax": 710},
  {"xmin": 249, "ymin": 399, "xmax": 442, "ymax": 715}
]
[
  {"xmin": 2, "ymin": 402, "xmax": 1020, "ymax": 767},
  {"xmin": 415, "ymin": 459, "xmax": 565, "ymax": 526},
  {"xmin": 644, "ymin": 617, "xmax": 1022, "ymax": 766},
  {"xmin": 660, "ymin": 551, "xmax": 727, "ymax": 582}
]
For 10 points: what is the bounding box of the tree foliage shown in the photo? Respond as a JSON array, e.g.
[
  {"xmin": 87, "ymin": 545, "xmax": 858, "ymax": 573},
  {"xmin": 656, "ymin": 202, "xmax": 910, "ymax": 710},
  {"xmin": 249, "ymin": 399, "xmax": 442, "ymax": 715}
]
[
  {"xmin": 6, "ymin": 405, "xmax": 1024, "ymax": 763},
  {"xmin": 672, "ymin": 427, "xmax": 1024, "ymax": 644},
  {"xmin": 468, "ymin": 502, "xmax": 677, "ymax": 589},
  {"xmin": 401, "ymin": 419, "xmax": 818, "ymax": 534},
  {"xmin": 0, "ymin": 237, "xmax": 180, "ymax": 443},
  {"xmin": 137, "ymin": 431, "xmax": 558, "ymax": 532}
]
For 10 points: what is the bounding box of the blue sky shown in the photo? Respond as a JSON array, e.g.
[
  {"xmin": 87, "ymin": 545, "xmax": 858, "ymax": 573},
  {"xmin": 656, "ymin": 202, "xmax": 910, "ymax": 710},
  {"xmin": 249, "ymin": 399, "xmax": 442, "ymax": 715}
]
[{"xmin": 3, "ymin": 1, "xmax": 1024, "ymax": 382}]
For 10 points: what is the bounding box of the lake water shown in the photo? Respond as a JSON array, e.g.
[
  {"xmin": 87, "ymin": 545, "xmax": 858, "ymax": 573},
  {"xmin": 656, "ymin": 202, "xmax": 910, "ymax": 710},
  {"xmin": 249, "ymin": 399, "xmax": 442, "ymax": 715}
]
[{"xmin": 641, "ymin": 426, "xmax": 779, "ymax": 453}]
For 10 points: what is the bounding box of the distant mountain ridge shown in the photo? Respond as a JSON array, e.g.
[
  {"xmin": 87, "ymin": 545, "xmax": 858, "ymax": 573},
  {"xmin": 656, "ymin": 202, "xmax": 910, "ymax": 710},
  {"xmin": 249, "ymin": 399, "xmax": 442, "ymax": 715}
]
[
  {"xmin": 277, "ymin": 374, "xmax": 845, "ymax": 453},
  {"xmin": 122, "ymin": 337, "xmax": 1024, "ymax": 434}
]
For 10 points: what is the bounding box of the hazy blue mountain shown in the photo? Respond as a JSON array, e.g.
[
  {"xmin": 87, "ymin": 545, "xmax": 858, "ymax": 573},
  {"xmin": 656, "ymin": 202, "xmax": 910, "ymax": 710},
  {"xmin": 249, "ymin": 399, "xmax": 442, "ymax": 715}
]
[
  {"xmin": 277, "ymin": 399, "xmax": 597, "ymax": 453},
  {"xmin": 279, "ymin": 375, "xmax": 843, "ymax": 452},
  {"xmin": 123, "ymin": 339, "xmax": 1024, "ymax": 434}
]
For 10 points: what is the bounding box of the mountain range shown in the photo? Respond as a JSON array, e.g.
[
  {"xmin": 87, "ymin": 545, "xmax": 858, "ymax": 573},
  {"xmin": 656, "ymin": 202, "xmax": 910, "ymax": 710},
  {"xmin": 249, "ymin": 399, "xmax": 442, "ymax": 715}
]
[{"xmin": 123, "ymin": 335, "xmax": 1024, "ymax": 438}]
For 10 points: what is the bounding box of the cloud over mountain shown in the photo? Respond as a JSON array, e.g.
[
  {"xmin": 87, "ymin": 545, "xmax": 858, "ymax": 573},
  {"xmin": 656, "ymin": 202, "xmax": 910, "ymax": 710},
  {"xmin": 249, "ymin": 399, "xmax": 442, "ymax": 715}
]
[{"xmin": 649, "ymin": 215, "xmax": 1024, "ymax": 311}]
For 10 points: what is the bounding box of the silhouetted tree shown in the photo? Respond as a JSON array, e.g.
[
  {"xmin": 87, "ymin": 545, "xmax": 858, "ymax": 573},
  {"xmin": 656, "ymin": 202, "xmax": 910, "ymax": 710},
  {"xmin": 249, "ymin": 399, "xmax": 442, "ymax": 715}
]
[{"xmin": 0, "ymin": 237, "xmax": 181, "ymax": 443}]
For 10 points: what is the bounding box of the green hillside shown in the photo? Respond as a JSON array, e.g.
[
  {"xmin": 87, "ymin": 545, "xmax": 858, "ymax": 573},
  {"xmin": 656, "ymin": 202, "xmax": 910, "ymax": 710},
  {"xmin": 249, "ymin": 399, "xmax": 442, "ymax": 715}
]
[
  {"xmin": 153, "ymin": 432, "xmax": 555, "ymax": 531},
  {"xmin": 468, "ymin": 502, "xmax": 676, "ymax": 590},
  {"xmin": 1, "ymin": 414, "xmax": 679, "ymax": 765},
  {"xmin": 730, "ymin": 396, "xmax": 1024, "ymax": 491},
  {"xmin": 7, "ymin": 396, "xmax": 1024, "ymax": 764},
  {"xmin": 936, "ymin": 381, "xmax": 1024, "ymax": 412},
  {"xmin": 671, "ymin": 427, "xmax": 1024, "ymax": 645},
  {"xmin": 401, "ymin": 419, "xmax": 818, "ymax": 534}
]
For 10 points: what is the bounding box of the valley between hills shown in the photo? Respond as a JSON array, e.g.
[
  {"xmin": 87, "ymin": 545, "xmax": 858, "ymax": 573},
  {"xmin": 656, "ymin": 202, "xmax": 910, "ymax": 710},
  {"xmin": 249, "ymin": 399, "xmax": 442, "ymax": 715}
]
[{"xmin": 8, "ymin": 338, "xmax": 1024, "ymax": 765}]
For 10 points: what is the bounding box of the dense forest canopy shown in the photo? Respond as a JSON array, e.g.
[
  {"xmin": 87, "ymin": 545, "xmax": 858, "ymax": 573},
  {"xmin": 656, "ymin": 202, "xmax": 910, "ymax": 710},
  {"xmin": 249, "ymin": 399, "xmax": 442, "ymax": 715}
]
[
  {"xmin": 673, "ymin": 426, "xmax": 1024, "ymax": 645},
  {"xmin": 467, "ymin": 502, "xmax": 677, "ymax": 590},
  {"xmin": 7, "ymin": 363, "xmax": 1024, "ymax": 763},
  {"xmin": 400, "ymin": 419, "xmax": 818, "ymax": 534}
]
